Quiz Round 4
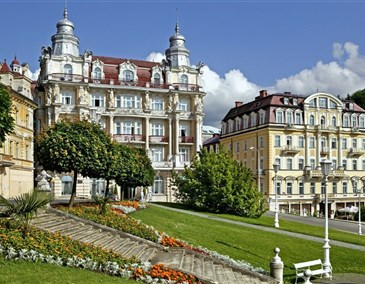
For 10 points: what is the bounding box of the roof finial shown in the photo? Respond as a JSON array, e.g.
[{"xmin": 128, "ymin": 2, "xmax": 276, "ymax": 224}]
[
  {"xmin": 64, "ymin": 0, "xmax": 68, "ymax": 19},
  {"xmin": 175, "ymin": 8, "xmax": 179, "ymax": 34}
]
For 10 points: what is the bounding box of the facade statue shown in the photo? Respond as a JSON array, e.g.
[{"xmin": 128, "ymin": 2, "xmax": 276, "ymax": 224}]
[
  {"xmin": 144, "ymin": 90, "xmax": 150, "ymax": 110},
  {"xmin": 108, "ymin": 89, "xmax": 114, "ymax": 107},
  {"xmin": 35, "ymin": 170, "xmax": 52, "ymax": 191}
]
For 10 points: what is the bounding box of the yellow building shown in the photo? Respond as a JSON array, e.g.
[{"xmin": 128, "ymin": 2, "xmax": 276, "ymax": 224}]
[
  {"xmin": 0, "ymin": 59, "xmax": 37, "ymax": 197},
  {"xmin": 220, "ymin": 90, "xmax": 365, "ymax": 216}
]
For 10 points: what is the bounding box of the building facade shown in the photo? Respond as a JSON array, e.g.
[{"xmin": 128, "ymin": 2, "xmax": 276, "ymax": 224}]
[
  {"xmin": 220, "ymin": 90, "xmax": 365, "ymax": 216},
  {"xmin": 0, "ymin": 59, "xmax": 37, "ymax": 197},
  {"xmin": 35, "ymin": 9, "xmax": 205, "ymax": 201}
]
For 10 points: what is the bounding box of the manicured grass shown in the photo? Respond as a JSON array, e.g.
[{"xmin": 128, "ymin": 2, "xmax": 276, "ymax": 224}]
[
  {"xmin": 0, "ymin": 256, "xmax": 137, "ymax": 284},
  {"xmin": 131, "ymin": 204, "xmax": 365, "ymax": 283}
]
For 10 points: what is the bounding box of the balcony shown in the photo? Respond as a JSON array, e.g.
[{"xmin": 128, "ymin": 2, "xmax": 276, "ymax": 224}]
[
  {"xmin": 47, "ymin": 73, "xmax": 84, "ymax": 82},
  {"xmin": 113, "ymin": 134, "xmax": 145, "ymax": 143},
  {"xmin": 171, "ymin": 83, "xmax": 200, "ymax": 91},
  {"xmin": 179, "ymin": 136, "xmax": 194, "ymax": 143},
  {"xmin": 149, "ymin": 136, "xmax": 169, "ymax": 143},
  {"xmin": 332, "ymin": 169, "xmax": 345, "ymax": 178},
  {"xmin": 0, "ymin": 154, "xmax": 14, "ymax": 167},
  {"xmin": 152, "ymin": 161, "xmax": 173, "ymax": 168},
  {"xmin": 281, "ymin": 145, "xmax": 300, "ymax": 154},
  {"xmin": 320, "ymin": 147, "xmax": 330, "ymax": 154},
  {"xmin": 348, "ymin": 148, "xmax": 365, "ymax": 157}
]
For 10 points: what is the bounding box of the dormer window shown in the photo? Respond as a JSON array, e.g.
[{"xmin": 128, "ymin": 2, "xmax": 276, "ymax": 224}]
[
  {"xmin": 292, "ymin": 98, "xmax": 298, "ymax": 106},
  {"xmin": 123, "ymin": 70, "xmax": 134, "ymax": 82},
  {"xmin": 154, "ymin": 73, "xmax": 161, "ymax": 84},
  {"xmin": 349, "ymin": 102, "xmax": 354, "ymax": 110},
  {"xmin": 94, "ymin": 67, "xmax": 102, "ymax": 79},
  {"xmin": 283, "ymin": 98, "xmax": 289, "ymax": 105}
]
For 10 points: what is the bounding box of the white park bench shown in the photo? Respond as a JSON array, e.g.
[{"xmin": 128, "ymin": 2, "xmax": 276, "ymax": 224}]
[{"xmin": 294, "ymin": 259, "xmax": 332, "ymax": 283}]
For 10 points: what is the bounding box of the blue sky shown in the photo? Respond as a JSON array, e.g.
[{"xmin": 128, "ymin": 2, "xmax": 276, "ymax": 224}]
[{"xmin": 2, "ymin": 0, "xmax": 365, "ymax": 127}]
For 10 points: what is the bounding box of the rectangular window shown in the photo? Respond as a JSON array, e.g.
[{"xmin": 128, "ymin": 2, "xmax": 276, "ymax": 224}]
[
  {"xmin": 61, "ymin": 94, "xmax": 72, "ymax": 105},
  {"xmin": 151, "ymin": 123, "xmax": 163, "ymax": 136},
  {"xmin": 276, "ymin": 111, "xmax": 283, "ymax": 123},
  {"xmin": 298, "ymin": 136, "xmax": 304, "ymax": 148},
  {"xmin": 259, "ymin": 137, "xmax": 264, "ymax": 148},
  {"xmin": 123, "ymin": 95, "xmax": 141, "ymax": 108},
  {"xmin": 92, "ymin": 94, "xmax": 104, "ymax": 107},
  {"xmin": 152, "ymin": 147, "xmax": 163, "ymax": 162},
  {"xmin": 115, "ymin": 122, "xmax": 121, "ymax": 134},
  {"xmin": 309, "ymin": 137, "xmax": 315, "ymax": 148},
  {"xmin": 116, "ymin": 95, "xmax": 122, "ymax": 108},
  {"xmin": 179, "ymin": 99, "xmax": 189, "ymax": 111},
  {"xmin": 295, "ymin": 113, "xmax": 301, "ymax": 124},
  {"xmin": 342, "ymin": 138, "xmax": 347, "ymax": 149},
  {"xmin": 275, "ymin": 158, "xmax": 281, "ymax": 169},
  {"xmin": 299, "ymin": 181, "xmax": 304, "ymax": 195},
  {"xmin": 332, "ymin": 159, "xmax": 337, "ymax": 170},
  {"xmin": 319, "ymin": 97, "xmax": 327, "ymax": 108},
  {"xmin": 287, "ymin": 182, "xmax": 293, "ymax": 194},
  {"xmin": 332, "ymin": 182, "xmax": 337, "ymax": 194},
  {"xmin": 287, "ymin": 158, "xmax": 293, "ymax": 170},
  {"xmin": 274, "ymin": 135, "xmax": 281, "ymax": 147},
  {"xmin": 152, "ymin": 97, "xmax": 163, "ymax": 110},
  {"xmin": 236, "ymin": 142, "xmax": 240, "ymax": 152},
  {"xmin": 353, "ymin": 159, "xmax": 357, "ymax": 170},
  {"xmin": 275, "ymin": 182, "xmax": 281, "ymax": 195},
  {"xmin": 298, "ymin": 158, "xmax": 304, "ymax": 170},
  {"xmin": 321, "ymin": 182, "xmax": 325, "ymax": 194},
  {"xmin": 362, "ymin": 139, "xmax": 365, "ymax": 150},
  {"xmin": 342, "ymin": 159, "xmax": 347, "ymax": 170},
  {"xmin": 259, "ymin": 113, "xmax": 265, "ymax": 124},
  {"xmin": 343, "ymin": 182, "xmax": 348, "ymax": 194},
  {"xmin": 310, "ymin": 182, "xmax": 315, "ymax": 194},
  {"xmin": 287, "ymin": 136, "xmax": 292, "ymax": 146},
  {"xmin": 180, "ymin": 147, "xmax": 190, "ymax": 162},
  {"xmin": 310, "ymin": 158, "xmax": 315, "ymax": 170},
  {"xmin": 331, "ymin": 138, "xmax": 336, "ymax": 149},
  {"xmin": 362, "ymin": 159, "xmax": 365, "ymax": 171},
  {"xmin": 353, "ymin": 139, "xmax": 357, "ymax": 148}
]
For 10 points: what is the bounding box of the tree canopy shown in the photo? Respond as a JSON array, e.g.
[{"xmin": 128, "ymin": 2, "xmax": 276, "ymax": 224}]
[
  {"xmin": 351, "ymin": 88, "xmax": 365, "ymax": 110},
  {"xmin": 35, "ymin": 119, "xmax": 111, "ymax": 207},
  {"xmin": 173, "ymin": 147, "xmax": 267, "ymax": 218},
  {"xmin": 0, "ymin": 84, "xmax": 15, "ymax": 146}
]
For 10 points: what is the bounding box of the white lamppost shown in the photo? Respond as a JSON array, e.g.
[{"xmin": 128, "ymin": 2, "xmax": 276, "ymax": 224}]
[
  {"xmin": 273, "ymin": 162, "xmax": 280, "ymax": 228},
  {"xmin": 320, "ymin": 159, "xmax": 332, "ymax": 277},
  {"xmin": 358, "ymin": 180, "xmax": 363, "ymax": 235},
  {"xmin": 250, "ymin": 146, "xmax": 261, "ymax": 193}
]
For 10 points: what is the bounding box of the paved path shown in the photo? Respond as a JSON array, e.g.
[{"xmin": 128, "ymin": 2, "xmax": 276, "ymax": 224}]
[{"xmin": 265, "ymin": 211, "xmax": 363, "ymax": 234}]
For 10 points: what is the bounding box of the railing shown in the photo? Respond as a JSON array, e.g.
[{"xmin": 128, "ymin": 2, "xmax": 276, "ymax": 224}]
[
  {"xmin": 48, "ymin": 73, "xmax": 84, "ymax": 82},
  {"xmin": 281, "ymin": 145, "xmax": 299, "ymax": 153},
  {"xmin": 0, "ymin": 154, "xmax": 14, "ymax": 167},
  {"xmin": 171, "ymin": 83, "xmax": 200, "ymax": 91},
  {"xmin": 179, "ymin": 136, "xmax": 194, "ymax": 143},
  {"xmin": 113, "ymin": 134, "xmax": 145, "ymax": 143},
  {"xmin": 349, "ymin": 148, "xmax": 365, "ymax": 156},
  {"xmin": 321, "ymin": 147, "xmax": 330, "ymax": 153},
  {"xmin": 149, "ymin": 136, "xmax": 169, "ymax": 143}
]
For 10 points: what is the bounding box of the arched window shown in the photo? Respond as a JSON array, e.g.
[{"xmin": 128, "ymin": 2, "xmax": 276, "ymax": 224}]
[
  {"xmin": 62, "ymin": 175, "xmax": 73, "ymax": 195},
  {"xmin": 154, "ymin": 73, "xmax": 161, "ymax": 84},
  {"xmin": 123, "ymin": 70, "xmax": 134, "ymax": 82},
  {"xmin": 343, "ymin": 115, "xmax": 350, "ymax": 127},
  {"xmin": 64, "ymin": 64, "xmax": 72, "ymax": 74},
  {"xmin": 331, "ymin": 116, "xmax": 336, "ymax": 127},
  {"xmin": 309, "ymin": 115, "xmax": 315, "ymax": 125},
  {"xmin": 180, "ymin": 74, "xmax": 188, "ymax": 85},
  {"xmin": 153, "ymin": 176, "xmax": 164, "ymax": 194},
  {"xmin": 320, "ymin": 116, "xmax": 326, "ymax": 128},
  {"xmin": 94, "ymin": 67, "xmax": 102, "ymax": 79}
]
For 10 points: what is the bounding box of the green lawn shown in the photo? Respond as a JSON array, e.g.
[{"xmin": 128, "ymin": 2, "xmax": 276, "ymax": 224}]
[
  {"xmin": 131, "ymin": 204, "xmax": 365, "ymax": 283},
  {"xmin": 0, "ymin": 257, "xmax": 137, "ymax": 284}
]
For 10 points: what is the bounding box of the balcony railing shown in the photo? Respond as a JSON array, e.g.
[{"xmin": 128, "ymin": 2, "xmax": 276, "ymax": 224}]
[
  {"xmin": 171, "ymin": 83, "xmax": 200, "ymax": 91},
  {"xmin": 348, "ymin": 148, "xmax": 365, "ymax": 156},
  {"xmin": 281, "ymin": 145, "xmax": 300, "ymax": 154},
  {"xmin": 113, "ymin": 134, "xmax": 145, "ymax": 143},
  {"xmin": 47, "ymin": 73, "xmax": 84, "ymax": 82},
  {"xmin": 320, "ymin": 147, "xmax": 330, "ymax": 154},
  {"xmin": 149, "ymin": 136, "xmax": 169, "ymax": 143},
  {"xmin": 179, "ymin": 136, "xmax": 194, "ymax": 143},
  {"xmin": 0, "ymin": 154, "xmax": 14, "ymax": 167}
]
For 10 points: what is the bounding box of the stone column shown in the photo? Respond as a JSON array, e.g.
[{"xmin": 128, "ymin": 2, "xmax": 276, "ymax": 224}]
[
  {"xmin": 145, "ymin": 117, "xmax": 150, "ymax": 150},
  {"xmin": 270, "ymin": 248, "xmax": 283, "ymax": 284},
  {"xmin": 305, "ymin": 130, "xmax": 310, "ymax": 168},
  {"xmin": 168, "ymin": 118, "xmax": 172, "ymax": 157},
  {"xmin": 109, "ymin": 116, "xmax": 114, "ymax": 136},
  {"xmin": 338, "ymin": 133, "xmax": 342, "ymax": 168},
  {"xmin": 316, "ymin": 132, "xmax": 321, "ymax": 169},
  {"xmin": 175, "ymin": 117, "xmax": 180, "ymax": 155},
  {"xmin": 196, "ymin": 115, "xmax": 203, "ymax": 153}
]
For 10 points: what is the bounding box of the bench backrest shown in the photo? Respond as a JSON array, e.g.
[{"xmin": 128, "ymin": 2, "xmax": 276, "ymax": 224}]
[{"xmin": 294, "ymin": 259, "xmax": 322, "ymax": 270}]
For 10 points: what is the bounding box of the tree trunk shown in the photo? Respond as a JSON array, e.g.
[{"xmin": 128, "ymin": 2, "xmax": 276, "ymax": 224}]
[
  {"xmin": 68, "ymin": 170, "xmax": 78, "ymax": 208},
  {"xmin": 104, "ymin": 179, "xmax": 110, "ymax": 198}
]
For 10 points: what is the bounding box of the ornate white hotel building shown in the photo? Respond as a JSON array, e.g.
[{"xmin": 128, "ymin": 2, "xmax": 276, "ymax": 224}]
[
  {"xmin": 220, "ymin": 90, "xmax": 365, "ymax": 216},
  {"xmin": 35, "ymin": 9, "xmax": 205, "ymax": 201}
]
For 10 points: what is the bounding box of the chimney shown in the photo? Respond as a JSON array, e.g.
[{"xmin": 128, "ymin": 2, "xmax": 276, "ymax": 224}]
[
  {"xmin": 259, "ymin": 90, "xmax": 268, "ymax": 98},
  {"xmin": 235, "ymin": 101, "xmax": 243, "ymax": 107}
]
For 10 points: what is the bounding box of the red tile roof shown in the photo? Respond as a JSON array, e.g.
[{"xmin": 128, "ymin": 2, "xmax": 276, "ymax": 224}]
[{"xmin": 0, "ymin": 61, "xmax": 11, "ymax": 73}]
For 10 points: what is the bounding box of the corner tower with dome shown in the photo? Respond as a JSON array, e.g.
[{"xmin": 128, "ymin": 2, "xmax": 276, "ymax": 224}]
[{"xmin": 35, "ymin": 9, "xmax": 205, "ymax": 201}]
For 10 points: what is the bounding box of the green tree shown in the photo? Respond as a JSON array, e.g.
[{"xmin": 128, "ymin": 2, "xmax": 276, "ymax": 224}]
[
  {"xmin": 354, "ymin": 206, "xmax": 365, "ymax": 222},
  {"xmin": 0, "ymin": 84, "xmax": 15, "ymax": 146},
  {"xmin": 0, "ymin": 190, "xmax": 53, "ymax": 238},
  {"xmin": 35, "ymin": 119, "xmax": 111, "ymax": 207},
  {"xmin": 115, "ymin": 146, "xmax": 154, "ymax": 200},
  {"xmin": 173, "ymin": 147, "xmax": 267, "ymax": 218},
  {"xmin": 351, "ymin": 88, "xmax": 365, "ymax": 110}
]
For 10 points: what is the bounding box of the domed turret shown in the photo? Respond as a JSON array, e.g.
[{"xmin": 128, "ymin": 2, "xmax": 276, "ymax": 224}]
[
  {"xmin": 51, "ymin": 8, "xmax": 80, "ymax": 56},
  {"xmin": 10, "ymin": 56, "xmax": 21, "ymax": 73},
  {"xmin": 165, "ymin": 22, "xmax": 190, "ymax": 67}
]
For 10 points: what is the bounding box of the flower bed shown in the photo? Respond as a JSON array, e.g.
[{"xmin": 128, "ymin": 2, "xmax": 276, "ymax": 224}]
[{"xmin": 0, "ymin": 219, "xmax": 200, "ymax": 283}]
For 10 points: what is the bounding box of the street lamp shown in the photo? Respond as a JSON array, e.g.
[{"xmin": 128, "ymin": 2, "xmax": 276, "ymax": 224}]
[
  {"xmin": 320, "ymin": 159, "xmax": 332, "ymax": 277},
  {"xmin": 273, "ymin": 162, "xmax": 280, "ymax": 228},
  {"xmin": 250, "ymin": 146, "xmax": 261, "ymax": 193},
  {"xmin": 351, "ymin": 178, "xmax": 362, "ymax": 235}
]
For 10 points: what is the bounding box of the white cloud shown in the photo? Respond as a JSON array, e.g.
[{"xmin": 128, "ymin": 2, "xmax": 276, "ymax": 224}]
[{"xmin": 149, "ymin": 42, "xmax": 365, "ymax": 128}]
